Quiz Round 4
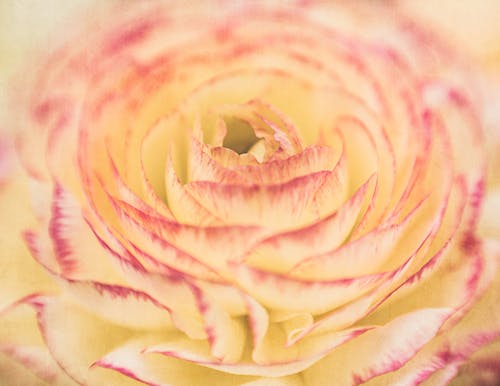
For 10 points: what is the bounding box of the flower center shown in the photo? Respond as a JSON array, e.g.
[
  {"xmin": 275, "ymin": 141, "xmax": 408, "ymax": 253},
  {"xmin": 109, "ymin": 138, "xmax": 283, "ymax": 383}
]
[{"xmin": 222, "ymin": 117, "xmax": 260, "ymax": 155}]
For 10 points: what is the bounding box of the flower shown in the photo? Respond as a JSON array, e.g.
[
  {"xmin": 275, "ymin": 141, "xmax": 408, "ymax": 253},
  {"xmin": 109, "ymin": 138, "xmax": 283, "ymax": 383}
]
[{"xmin": 1, "ymin": 1, "xmax": 500, "ymax": 385}]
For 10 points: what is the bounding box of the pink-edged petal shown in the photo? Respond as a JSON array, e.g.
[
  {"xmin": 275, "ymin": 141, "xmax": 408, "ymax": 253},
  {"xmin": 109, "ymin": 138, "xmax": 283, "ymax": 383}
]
[
  {"xmin": 423, "ymin": 83, "xmax": 485, "ymax": 194},
  {"xmin": 287, "ymin": 230, "xmax": 455, "ymax": 343},
  {"xmin": 290, "ymin": 194, "xmax": 428, "ymax": 280},
  {"xmin": 164, "ymin": 156, "xmax": 222, "ymax": 225},
  {"xmin": 0, "ymin": 353, "xmax": 52, "ymax": 386},
  {"xmin": 246, "ymin": 174, "xmax": 373, "ymax": 272},
  {"xmin": 303, "ymin": 308, "xmax": 452, "ymax": 386},
  {"xmin": 138, "ymin": 156, "xmax": 176, "ymax": 220},
  {"xmin": 95, "ymin": 341, "xmax": 257, "ymax": 386},
  {"xmin": 0, "ymin": 297, "xmax": 78, "ymax": 385},
  {"xmin": 33, "ymin": 297, "xmax": 162, "ymax": 386},
  {"xmin": 93, "ymin": 187, "xmax": 225, "ymax": 282},
  {"xmin": 69, "ymin": 222, "xmax": 210, "ymax": 339},
  {"xmin": 0, "ymin": 175, "xmax": 56, "ymax": 310},
  {"xmin": 145, "ymin": 326, "xmax": 370, "ymax": 378},
  {"xmin": 125, "ymin": 230, "xmax": 226, "ymax": 282},
  {"xmin": 56, "ymin": 279, "xmax": 174, "ymax": 330},
  {"xmin": 187, "ymin": 136, "xmax": 244, "ymax": 183},
  {"xmin": 105, "ymin": 150, "xmax": 174, "ymax": 220},
  {"xmin": 47, "ymin": 182, "xmax": 125, "ymax": 283},
  {"xmin": 100, "ymin": 250, "xmax": 208, "ymax": 339},
  {"xmin": 347, "ymin": 174, "xmax": 468, "ymax": 322},
  {"xmin": 308, "ymin": 149, "xmax": 350, "ymax": 218},
  {"xmin": 190, "ymin": 141, "xmax": 338, "ymax": 186},
  {"xmin": 108, "ymin": 195, "xmax": 267, "ymax": 274},
  {"xmin": 0, "ymin": 344, "xmax": 77, "ymax": 386},
  {"xmin": 360, "ymin": 249, "xmax": 486, "ymax": 332},
  {"xmin": 195, "ymin": 280, "xmax": 248, "ymax": 316},
  {"xmin": 209, "ymin": 146, "xmax": 260, "ymax": 168},
  {"xmin": 185, "ymin": 169, "xmax": 340, "ymax": 228},
  {"xmin": 309, "ymin": 172, "xmax": 465, "ymax": 336},
  {"xmin": 230, "ymin": 263, "xmax": 391, "ymax": 315},
  {"xmin": 188, "ymin": 283, "xmax": 246, "ymax": 363},
  {"xmin": 361, "ymin": 245, "xmax": 500, "ymax": 386},
  {"xmin": 333, "ymin": 110, "xmax": 396, "ymax": 235},
  {"xmin": 243, "ymin": 294, "xmax": 269, "ymax": 350},
  {"xmin": 234, "ymin": 145, "xmax": 338, "ymax": 185},
  {"xmin": 446, "ymin": 340, "xmax": 500, "ymax": 386},
  {"xmin": 23, "ymin": 230, "xmax": 60, "ymax": 275}
]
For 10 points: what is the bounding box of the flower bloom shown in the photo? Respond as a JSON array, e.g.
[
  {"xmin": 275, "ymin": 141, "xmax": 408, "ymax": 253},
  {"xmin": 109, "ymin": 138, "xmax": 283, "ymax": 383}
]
[{"xmin": 1, "ymin": 1, "xmax": 499, "ymax": 385}]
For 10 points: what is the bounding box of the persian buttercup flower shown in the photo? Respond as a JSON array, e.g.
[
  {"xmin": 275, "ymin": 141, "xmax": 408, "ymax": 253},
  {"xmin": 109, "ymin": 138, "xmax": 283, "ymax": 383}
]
[{"xmin": 1, "ymin": 1, "xmax": 499, "ymax": 385}]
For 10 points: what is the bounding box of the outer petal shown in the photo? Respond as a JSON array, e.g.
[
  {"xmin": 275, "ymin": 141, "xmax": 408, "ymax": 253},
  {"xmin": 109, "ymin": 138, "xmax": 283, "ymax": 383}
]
[
  {"xmin": 33, "ymin": 296, "xmax": 165, "ymax": 385},
  {"xmin": 358, "ymin": 241, "xmax": 500, "ymax": 386},
  {"xmin": 302, "ymin": 308, "xmax": 453, "ymax": 386},
  {"xmin": 0, "ymin": 298, "xmax": 77, "ymax": 386},
  {"xmin": 0, "ymin": 171, "xmax": 56, "ymax": 310},
  {"xmin": 94, "ymin": 341, "xmax": 258, "ymax": 386}
]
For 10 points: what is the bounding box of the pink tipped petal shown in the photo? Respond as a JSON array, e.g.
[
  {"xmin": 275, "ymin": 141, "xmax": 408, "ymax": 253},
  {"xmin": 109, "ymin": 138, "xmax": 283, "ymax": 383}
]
[
  {"xmin": 0, "ymin": 175, "xmax": 58, "ymax": 310},
  {"xmin": 423, "ymin": 83, "xmax": 485, "ymax": 192},
  {"xmin": 287, "ymin": 227, "xmax": 458, "ymax": 343},
  {"xmin": 0, "ymin": 354, "xmax": 52, "ymax": 386},
  {"xmin": 164, "ymin": 157, "xmax": 222, "ymax": 225},
  {"xmin": 234, "ymin": 145, "xmax": 338, "ymax": 185},
  {"xmin": 33, "ymin": 297, "xmax": 139, "ymax": 385},
  {"xmin": 303, "ymin": 308, "xmax": 452, "ymax": 386},
  {"xmin": 56, "ymin": 279, "xmax": 174, "ymax": 330},
  {"xmin": 308, "ymin": 149, "xmax": 350, "ymax": 218},
  {"xmin": 0, "ymin": 299, "xmax": 69, "ymax": 385},
  {"xmin": 105, "ymin": 151, "xmax": 174, "ymax": 220},
  {"xmin": 188, "ymin": 283, "xmax": 246, "ymax": 363},
  {"xmin": 22, "ymin": 230, "xmax": 59, "ymax": 275},
  {"xmin": 75, "ymin": 225, "xmax": 209, "ymax": 338},
  {"xmin": 0, "ymin": 344, "xmax": 77, "ymax": 386},
  {"xmin": 95, "ymin": 341, "xmax": 257, "ymax": 386},
  {"xmin": 243, "ymin": 294, "xmax": 269, "ymax": 350},
  {"xmin": 185, "ymin": 170, "xmax": 339, "ymax": 228},
  {"xmin": 247, "ymin": 175, "xmax": 374, "ymax": 272},
  {"xmin": 125, "ymin": 230, "xmax": 225, "ymax": 282},
  {"xmin": 209, "ymin": 146, "xmax": 260, "ymax": 167},
  {"xmin": 196, "ymin": 281, "xmax": 248, "ymax": 316},
  {"xmin": 291, "ymin": 195, "xmax": 429, "ymax": 280},
  {"xmin": 146, "ymin": 326, "xmax": 371, "ymax": 378},
  {"xmin": 361, "ymin": 248, "xmax": 500, "ymax": 386},
  {"xmin": 230, "ymin": 263, "xmax": 391, "ymax": 315},
  {"xmin": 138, "ymin": 157, "xmax": 176, "ymax": 220},
  {"xmin": 188, "ymin": 137, "xmax": 244, "ymax": 184},
  {"xmin": 108, "ymin": 195, "xmax": 267, "ymax": 274},
  {"xmin": 48, "ymin": 183, "xmax": 125, "ymax": 283},
  {"xmin": 102, "ymin": 258, "xmax": 208, "ymax": 339}
]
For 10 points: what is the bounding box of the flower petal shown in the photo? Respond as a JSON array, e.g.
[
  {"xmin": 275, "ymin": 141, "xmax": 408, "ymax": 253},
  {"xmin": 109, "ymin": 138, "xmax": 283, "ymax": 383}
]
[
  {"xmin": 303, "ymin": 308, "xmax": 452, "ymax": 386},
  {"xmin": 230, "ymin": 263, "xmax": 391, "ymax": 315}
]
